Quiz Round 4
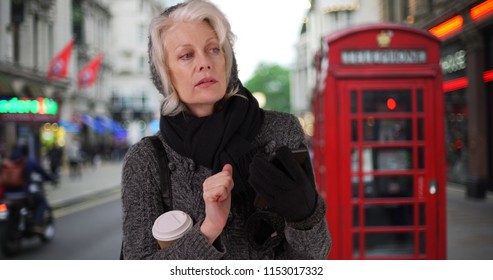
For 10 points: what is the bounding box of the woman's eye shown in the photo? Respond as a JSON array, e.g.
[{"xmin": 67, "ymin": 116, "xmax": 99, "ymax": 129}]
[
  {"xmin": 180, "ymin": 53, "xmax": 193, "ymax": 60},
  {"xmin": 210, "ymin": 47, "xmax": 220, "ymax": 55}
]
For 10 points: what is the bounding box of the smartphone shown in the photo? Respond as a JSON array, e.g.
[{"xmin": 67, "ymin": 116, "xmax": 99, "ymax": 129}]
[{"xmin": 291, "ymin": 147, "xmax": 309, "ymax": 164}]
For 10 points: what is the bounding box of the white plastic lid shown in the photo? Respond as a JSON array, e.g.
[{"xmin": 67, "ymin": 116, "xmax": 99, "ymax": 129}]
[{"xmin": 152, "ymin": 210, "xmax": 193, "ymax": 241}]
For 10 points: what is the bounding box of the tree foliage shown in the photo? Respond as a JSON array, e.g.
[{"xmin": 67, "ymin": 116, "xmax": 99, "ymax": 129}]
[{"xmin": 244, "ymin": 63, "xmax": 291, "ymax": 113}]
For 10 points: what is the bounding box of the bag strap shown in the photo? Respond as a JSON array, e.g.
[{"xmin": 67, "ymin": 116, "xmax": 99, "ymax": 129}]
[
  {"xmin": 146, "ymin": 135, "xmax": 172, "ymax": 210},
  {"xmin": 120, "ymin": 135, "xmax": 172, "ymax": 260}
]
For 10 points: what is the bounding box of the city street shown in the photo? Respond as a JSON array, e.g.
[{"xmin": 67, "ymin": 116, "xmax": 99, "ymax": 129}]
[
  {"xmin": 0, "ymin": 160, "xmax": 491, "ymax": 260},
  {"xmin": 6, "ymin": 197, "xmax": 122, "ymax": 260}
]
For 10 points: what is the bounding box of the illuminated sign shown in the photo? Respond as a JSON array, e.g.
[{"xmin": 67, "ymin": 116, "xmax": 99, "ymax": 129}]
[
  {"xmin": 440, "ymin": 50, "xmax": 466, "ymax": 74},
  {"xmin": 341, "ymin": 50, "xmax": 427, "ymax": 65},
  {"xmin": 428, "ymin": 15, "xmax": 463, "ymax": 38},
  {"xmin": 470, "ymin": 0, "xmax": 493, "ymax": 21},
  {"xmin": 0, "ymin": 97, "xmax": 59, "ymax": 122}
]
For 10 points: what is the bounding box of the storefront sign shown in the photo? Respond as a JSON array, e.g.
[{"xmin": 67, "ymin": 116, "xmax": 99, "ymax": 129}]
[
  {"xmin": 0, "ymin": 97, "xmax": 59, "ymax": 122},
  {"xmin": 341, "ymin": 49, "xmax": 427, "ymax": 65},
  {"xmin": 440, "ymin": 49, "xmax": 466, "ymax": 74}
]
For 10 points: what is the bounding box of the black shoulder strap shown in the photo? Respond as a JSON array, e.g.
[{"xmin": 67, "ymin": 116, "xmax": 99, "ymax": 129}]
[
  {"xmin": 120, "ymin": 135, "xmax": 172, "ymax": 260},
  {"xmin": 146, "ymin": 135, "xmax": 172, "ymax": 210}
]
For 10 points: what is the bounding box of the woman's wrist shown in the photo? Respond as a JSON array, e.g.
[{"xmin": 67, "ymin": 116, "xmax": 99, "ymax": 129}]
[{"xmin": 200, "ymin": 218, "xmax": 222, "ymax": 244}]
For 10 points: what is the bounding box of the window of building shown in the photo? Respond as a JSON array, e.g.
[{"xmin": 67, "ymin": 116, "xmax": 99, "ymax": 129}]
[
  {"xmin": 444, "ymin": 89, "xmax": 468, "ymax": 184},
  {"xmin": 139, "ymin": 56, "xmax": 146, "ymax": 73},
  {"xmin": 138, "ymin": 24, "xmax": 146, "ymax": 41}
]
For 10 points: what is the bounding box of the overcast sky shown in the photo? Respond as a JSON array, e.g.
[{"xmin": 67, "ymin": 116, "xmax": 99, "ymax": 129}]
[{"xmin": 208, "ymin": 0, "xmax": 310, "ymax": 81}]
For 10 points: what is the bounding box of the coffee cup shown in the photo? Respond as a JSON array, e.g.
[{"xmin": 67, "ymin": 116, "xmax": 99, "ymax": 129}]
[{"xmin": 152, "ymin": 210, "xmax": 193, "ymax": 249}]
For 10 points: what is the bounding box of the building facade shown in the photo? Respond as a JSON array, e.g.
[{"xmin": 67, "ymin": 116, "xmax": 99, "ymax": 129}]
[
  {"xmin": 411, "ymin": 0, "xmax": 493, "ymax": 193},
  {"xmin": 69, "ymin": 0, "xmax": 113, "ymax": 160},
  {"xmin": 107, "ymin": 0, "xmax": 163, "ymax": 145},
  {"xmin": 291, "ymin": 0, "xmax": 381, "ymax": 118},
  {"xmin": 0, "ymin": 0, "xmax": 71, "ymax": 160},
  {"xmin": 0, "ymin": 0, "xmax": 119, "ymax": 165}
]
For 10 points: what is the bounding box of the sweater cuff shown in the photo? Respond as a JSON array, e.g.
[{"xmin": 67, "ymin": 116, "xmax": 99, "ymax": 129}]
[{"xmin": 286, "ymin": 196, "xmax": 326, "ymax": 230}]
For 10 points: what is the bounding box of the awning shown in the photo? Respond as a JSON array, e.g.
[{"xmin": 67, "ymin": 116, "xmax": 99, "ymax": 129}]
[
  {"xmin": 96, "ymin": 115, "xmax": 127, "ymax": 140},
  {"xmin": 82, "ymin": 114, "xmax": 105, "ymax": 135},
  {"xmin": 82, "ymin": 114, "xmax": 127, "ymax": 139}
]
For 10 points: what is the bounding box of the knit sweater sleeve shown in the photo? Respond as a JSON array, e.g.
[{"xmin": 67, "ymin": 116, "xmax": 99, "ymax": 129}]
[
  {"xmin": 259, "ymin": 111, "xmax": 332, "ymax": 259},
  {"xmin": 121, "ymin": 139, "xmax": 225, "ymax": 260}
]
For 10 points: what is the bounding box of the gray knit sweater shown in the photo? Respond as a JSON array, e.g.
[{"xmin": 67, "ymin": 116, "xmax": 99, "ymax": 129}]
[{"xmin": 121, "ymin": 110, "xmax": 331, "ymax": 259}]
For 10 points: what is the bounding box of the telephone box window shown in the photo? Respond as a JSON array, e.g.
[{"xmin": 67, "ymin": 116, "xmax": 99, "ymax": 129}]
[
  {"xmin": 419, "ymin": 203, "xmax": 426, "ymax": 226},
  {"xmin": 363, "ymin": 119, "xmax": 413, "ymax": 142},
  {"xmin": 364, "ymin": 204, "xmax": 414, "ymax": 227},
  {"xmin": 362, "ymin": 90, "xmax": 412, "ymax": 113},
  {"xmin": 417, "ymin": 89, "xmax": 423, "ymax": 112},
  {"xmin": 364, "ymin": 175, "xmax": 414, "ymax": 198},
  {"xmin": 418, "ymin": 119, "xmax": 424, "ymax": 140},
  {"xmin": 365, "ymin": 232, "xmax": 414, "ymax": 256},
  {"xmin": 420, "ymin": 232, "xmax": 426, "ymax": 256},
  {"xmin": 351, "ymin": 90, "xmax": 357, "ymax": 113}
]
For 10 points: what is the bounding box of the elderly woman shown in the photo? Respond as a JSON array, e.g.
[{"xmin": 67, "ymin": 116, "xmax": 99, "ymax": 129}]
[{"xmin": 121, "ymin": 0, "xmax": 331, "ymax": 259}]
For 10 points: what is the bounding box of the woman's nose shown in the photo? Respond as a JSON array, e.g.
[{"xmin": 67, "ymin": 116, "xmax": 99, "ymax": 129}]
[{"xmin": 197, "ymin": 53, "xmax": 212, "ymax": 71}]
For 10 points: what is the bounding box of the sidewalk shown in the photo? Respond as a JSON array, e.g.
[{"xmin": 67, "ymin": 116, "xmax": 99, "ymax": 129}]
[
  {"xmin": 44, "ymin": 163, "xmax": 493, "ymax": 259},
  {"xmin": 45, "ymin": 161, "xmax": 123, "ymax": 209},
  {"xmin": 446, "ymin": 183, "xmax": 493, "ymax": 259}
]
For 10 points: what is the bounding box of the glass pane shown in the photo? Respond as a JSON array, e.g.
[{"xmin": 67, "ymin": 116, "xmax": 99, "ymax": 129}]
[
  {"xmin": 352, "ymin": 176, "xmax": 359, "ymax": 198},
  {"xmin": 353, "ymin": 233, "xmax": 360, "ymax": 257},
  {"xmin": 353, "ymin": 205, "xmax": 359, "ymax": 226},
  {"xmin": 364, "ymin": 175, "xmax": 414, "ymax": 198},
  {"xmin": 364, "ymin": 204, "xmax": 414, "ymax": 226},
  {"xmin": 365, "ymin": 232, "xmax": 414, "ymax": 256},
  {"xmin": 419, "ymin": 203, "xmax": 425, "ymax": 226},
  {"xmin": 418, "ymin": 118, "xmax": 424, "ymax": 140},
  {"xmin": 351, "ymin": 148, "xmax": 374, "ymax": 173},
  {"xmin": 351, "ymin": 149, "xmax": 359, "ymax": 172},
  {"xmin": 417, "ymin": 89, "xmax": 423, "ymax": 112},
  {"xmin": 374, "ymin": 148, "xmax": 413, "ymax": 171},
  {"xmin": 362, "ymin": 90, "xmax": 412, "ymax": 113},
  {"xmin": 363, "ymin": 119, "xmax": 413, "ymax": 142},
  {"xmin": 445, "ymin": 89, "xmax": 468, "ymax": 184},
  {"xmin": 352, "ymin": 120, "xmax": 358, "ymax": 142},
  {"xmin": 418, "ymin": 147, "xmax": 424, "ymax": 169},
  {"xmin": 420, "ymin": 232, "xmax": 426, "ymax": 256},
  {"xmin": 351, "ymin": 90, "xmax": 357, "ymax": 113}
]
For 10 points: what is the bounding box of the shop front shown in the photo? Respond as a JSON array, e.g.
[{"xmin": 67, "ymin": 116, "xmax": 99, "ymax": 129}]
[
  {"xmin": 0, "ymin": 95, "xmax": 62, "ymax": 161},
  {"xmin": 426, "ymin": 0, "xmax": 493, "ymax": 196},
  {"xmin": 0, "ymin": 63, "xmax": 68, "ymax": 162}
]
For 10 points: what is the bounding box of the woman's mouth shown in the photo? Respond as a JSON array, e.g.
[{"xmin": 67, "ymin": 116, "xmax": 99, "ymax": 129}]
[{"xmin": 195, "ymin": 77, "xmax": 217, "ymax": 88}]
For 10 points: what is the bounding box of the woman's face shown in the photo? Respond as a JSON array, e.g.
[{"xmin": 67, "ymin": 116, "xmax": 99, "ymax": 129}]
[{"xmin": 165, "ymin": 21, "xmax": 227, "ymax": 117}]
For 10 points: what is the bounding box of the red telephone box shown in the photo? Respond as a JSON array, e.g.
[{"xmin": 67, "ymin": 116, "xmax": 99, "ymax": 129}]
[{"xmin": 312, "ymin": 23, "xmax": 446, "ymax": 259}]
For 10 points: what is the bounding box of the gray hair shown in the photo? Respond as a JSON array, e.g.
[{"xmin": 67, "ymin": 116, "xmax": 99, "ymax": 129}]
[{"xmin": 148, "ymin": 0, "xmax": 239, "ymax": 116}]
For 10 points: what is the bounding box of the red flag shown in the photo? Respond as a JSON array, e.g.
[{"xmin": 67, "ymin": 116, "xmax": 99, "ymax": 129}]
[
  {"xmin": 78, "ymin": 53, "xmax": 103, "ymax": 88},
  {"xmin": 48, "ymin": 39, "xmax": 74, "ymax": 80}
]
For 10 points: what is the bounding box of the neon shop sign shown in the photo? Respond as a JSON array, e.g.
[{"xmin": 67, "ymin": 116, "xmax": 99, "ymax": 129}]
[
  {"xmin": 0, "ymin": 97, "xmax": 59, "ymax": 115},
  {"xmin": 0, "ymin": 97, "xmax": 59, "ymax": 122}
]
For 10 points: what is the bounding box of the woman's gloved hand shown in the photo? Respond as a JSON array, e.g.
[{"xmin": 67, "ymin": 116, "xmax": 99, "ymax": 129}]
[{"xmin": 248, "ymin": 146, "xmax": 317, "ymax": 222}]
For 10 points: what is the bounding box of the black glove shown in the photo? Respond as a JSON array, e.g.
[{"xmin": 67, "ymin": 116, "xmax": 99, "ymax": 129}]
[
  {"xmin": 246, "ymin": 211, "xmax": 284, "ymax": 253},
  {"xmin": 248, "ymin": 146, "xmax": 317, "ymax": 222}
]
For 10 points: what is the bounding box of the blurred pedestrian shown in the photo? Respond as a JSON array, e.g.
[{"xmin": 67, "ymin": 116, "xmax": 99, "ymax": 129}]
[
  {"xmin": 121, "ymin": 0, "xmax": 331, "ymax": 260},
  {"xmin": 47, "ymin": 143, "xmax": 63, "ymax": 185},
  {"xmin": 67, "ymin": 139, "xmax": 82, "ymax": 179}
]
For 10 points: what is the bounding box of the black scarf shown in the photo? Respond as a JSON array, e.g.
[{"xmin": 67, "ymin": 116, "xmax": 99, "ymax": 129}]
[{"xmin": 160, "ymin": 85, "xmax": 264, "ymax": 194}]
